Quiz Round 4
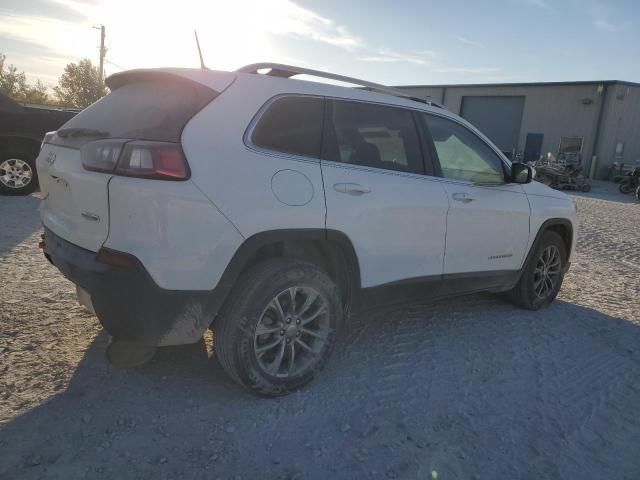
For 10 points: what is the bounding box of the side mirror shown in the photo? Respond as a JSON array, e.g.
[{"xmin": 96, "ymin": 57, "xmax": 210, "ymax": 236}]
[{"xmin": 510, "ymin": 162, "xmax": 533, "ymax": 184}]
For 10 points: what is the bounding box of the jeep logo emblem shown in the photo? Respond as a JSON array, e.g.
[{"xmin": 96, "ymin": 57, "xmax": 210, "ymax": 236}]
[{"xmin": 46, "ymin": 151, "xmax": 56, "ymax": 166}]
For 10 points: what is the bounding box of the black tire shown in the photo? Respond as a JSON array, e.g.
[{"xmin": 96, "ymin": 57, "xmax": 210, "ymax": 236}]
[
  {"xmin": 619, "ymin": 182, "xmax": 632, "ymax": 194},
  {"xmin": 581, "ymin": 183, "xmax": 591, "ymax": 192},
  {"xmin": 635, "ymin": 185, "xmax": 640, "ymax": 202},
  {"xmin": 508, "ymin": 231, "xmax": 567, "ymax": 310},
  {"xmin": 214, "ymin": 258, "xmax": 343, "ymax": 396},
  {"xmin": 0, "ymin": 147, "xmax": 39, "ymax": 195}
]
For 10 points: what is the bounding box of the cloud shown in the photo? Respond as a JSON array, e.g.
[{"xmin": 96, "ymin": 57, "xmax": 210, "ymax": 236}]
[
  {"xmin": 266, "ymin": 1, "xmax": 436, "ymax": 66},
  {"xmin": 517, "ymin": 0, "xmax": 553, "ymax": 12},
  {"xmin": 433, "ymin": 66, "xmax": 502, "ymax": 74},
  {"xmin": 359, "ymin": 48, "xmax": 436, "ymax": 65},
  {"xmin": 589, "ymin": 4, "xmax": 618, "ymax": 32},
  {"xmin": 262, "ymin": 0, "xmax": 363, "ymax": 50},
  {"xmin": 456, "ymin": 36, "xmax": 485, "ymax": 48},
  {"xmin": 0, "ymin": 9, "xmax": 95, "ymax": 61},
  {"xmin": 1, "ymin": 0, "xmax": 442, "ymax": 84},
  {"xmin": 593, "ymin": 18, "xmax": 616, "ymax": 32},
  {"xmin": 0, "ymin": 34, "xmax": 72, "ymax": 85}
]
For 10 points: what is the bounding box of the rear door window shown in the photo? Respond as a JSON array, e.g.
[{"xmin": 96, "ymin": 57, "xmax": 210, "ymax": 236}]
[
  {"xmin": 251, "ymin": 96, "xmax": 324, "ymax": 158},
  {"xmin": 323, "ymin": 100, "xmax": 424, "ymax": 175}
]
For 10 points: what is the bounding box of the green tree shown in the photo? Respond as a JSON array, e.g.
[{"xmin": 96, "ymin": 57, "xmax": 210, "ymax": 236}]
[
  {"xmin": 0, "ymin": 53, "xmax": 27, "ymax": 98},
  {"xmin": 0, "ymin": 53, "xmax": 51, "ymax": 104},
  {"xmin": 54, "ymin": 58, "xmax": 106, "ymax": 108},
  {"xmin": 21, "ymin": 80, "xmax": 49, "ymax": 104}
]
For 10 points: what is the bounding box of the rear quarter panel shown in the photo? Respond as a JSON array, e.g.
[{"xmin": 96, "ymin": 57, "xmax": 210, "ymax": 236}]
[{"xmin": 104, "ymin": 177, "xmax": 244, "ymax": 290}]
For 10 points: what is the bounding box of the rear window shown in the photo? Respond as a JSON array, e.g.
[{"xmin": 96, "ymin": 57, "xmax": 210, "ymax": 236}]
[
  {"xmin": 251, "ymin": 96, "xmax": 324, "ymax": 158},
  {"xmin": 60, "ymin": 76, "xmax": 217, "ymax": 142}
]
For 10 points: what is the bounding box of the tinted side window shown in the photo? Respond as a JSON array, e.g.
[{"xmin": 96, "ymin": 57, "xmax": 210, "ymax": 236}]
[
  {"xmin": 323, "ymin": 100, "xmax": 423, "ymax": 174},
  {"xmin": 423, "ymin": 114, "xmax": 505, "ymax": 184},
  {"xmin": 252, "ymin": 96, "xmax": 324, "ymax": 158}
]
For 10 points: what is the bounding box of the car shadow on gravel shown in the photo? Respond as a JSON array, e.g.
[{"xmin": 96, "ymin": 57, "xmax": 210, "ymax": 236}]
[
  {"xmin": 1, "ymin": 297, "xmax": 639, "ymax": 479},
  {"xmin": 0, "ymin": 194, "xmax": 42, "ymax": 257}
]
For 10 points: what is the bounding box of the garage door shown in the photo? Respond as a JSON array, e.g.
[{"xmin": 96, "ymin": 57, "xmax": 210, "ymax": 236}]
[{"xmin": 460, "ymin": 96, "xmax": 525, "ymax": 157}]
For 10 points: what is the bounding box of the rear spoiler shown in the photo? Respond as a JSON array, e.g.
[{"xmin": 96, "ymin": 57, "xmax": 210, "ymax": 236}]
[{"xmin": 106, "ymin": 68, "xmax": 236, "ymax": 93}]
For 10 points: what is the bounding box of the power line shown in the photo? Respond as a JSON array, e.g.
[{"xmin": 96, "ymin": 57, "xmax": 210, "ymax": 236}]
[{"xmin": 104, "ymin": 59, "xmax": 126, "ymax": 71}]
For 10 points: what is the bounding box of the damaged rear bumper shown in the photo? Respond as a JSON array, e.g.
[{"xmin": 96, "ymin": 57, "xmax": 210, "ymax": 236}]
[{"xmin": 43, "ymin": 227, "xmax": 223, "ymax": 346}]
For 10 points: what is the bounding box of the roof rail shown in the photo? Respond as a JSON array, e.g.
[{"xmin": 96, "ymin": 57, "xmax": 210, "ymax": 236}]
[{"xmin": 235, "ymin": 63, "xmax": 443, "ymax": 108}]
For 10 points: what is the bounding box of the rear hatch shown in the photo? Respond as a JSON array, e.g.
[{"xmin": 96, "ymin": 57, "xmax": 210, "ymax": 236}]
[{"xmin": 37, "ymin": 69, "xmax": 234, "ymax": 251}]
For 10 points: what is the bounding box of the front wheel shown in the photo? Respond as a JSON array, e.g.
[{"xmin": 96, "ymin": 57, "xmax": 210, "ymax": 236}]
[
  {"xmin": 214, "ymin": 259, "xmax": 343, "ymax": 396},
  {"xmin": 508, "ymin": 231, "xmax": 567, "ymax": 310}
]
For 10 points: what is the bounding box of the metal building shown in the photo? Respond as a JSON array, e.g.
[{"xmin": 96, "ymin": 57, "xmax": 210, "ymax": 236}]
[{"xmin": 397, "ymin": 80, "xmax": 640, "ymax": 179}]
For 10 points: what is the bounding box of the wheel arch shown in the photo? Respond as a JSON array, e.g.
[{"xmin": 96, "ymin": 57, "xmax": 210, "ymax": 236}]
[
  {"xmin": 525, "ymin": 218, "xmax": 574, "ymax": 269},
  {"xmin": 214, "ymin": 229, "xmax": 361, "ymax": 314}
]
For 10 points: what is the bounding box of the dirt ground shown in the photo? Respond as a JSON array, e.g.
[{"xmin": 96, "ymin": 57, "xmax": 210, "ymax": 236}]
[{"xmin": 1, "ymin": 182, "xmax": 639, "ymax": 480}]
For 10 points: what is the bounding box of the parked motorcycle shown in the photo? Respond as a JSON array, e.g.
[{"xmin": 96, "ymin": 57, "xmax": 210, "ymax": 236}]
[{"xmin": 619, "ymin": 166, "xmax": 640, "ymax": 194}]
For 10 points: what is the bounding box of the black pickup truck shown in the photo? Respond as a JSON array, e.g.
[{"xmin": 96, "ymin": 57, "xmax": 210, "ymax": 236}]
[{"xmin": 0, "ymin": 93, "xmax": 77, "ymax": 195}]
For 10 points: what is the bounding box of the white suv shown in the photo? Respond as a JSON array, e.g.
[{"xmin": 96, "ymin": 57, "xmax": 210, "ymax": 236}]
[{"xmin": 37, "ymin": 63, "xmax": 577, "ymax": 396}]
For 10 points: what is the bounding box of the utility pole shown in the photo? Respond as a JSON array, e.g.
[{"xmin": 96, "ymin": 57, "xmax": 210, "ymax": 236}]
[{"xmin": 93, "ymin": 25, "xmax": 106, "ymax": 83}]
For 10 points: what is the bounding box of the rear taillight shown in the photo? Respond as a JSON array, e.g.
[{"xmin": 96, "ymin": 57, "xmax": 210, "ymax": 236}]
[
  {"xmin": 81, "ymin": 140, "xmax": 189, "ymax": 180},
  {"xmin": 116, "ymin": 142, "xmax": 189, "ymax": 180},
  {"xmin": 81, "ymin": 140, "xmax": 125, "ymax": 173}
]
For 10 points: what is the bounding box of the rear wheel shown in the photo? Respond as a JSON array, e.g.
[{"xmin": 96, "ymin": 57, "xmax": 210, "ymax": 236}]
[
  {"xmin": 0, "ymin": 149, "xmax": 38, "ymax": 195},
  {"xmin": 508, "ymin": 231, "xmax": 567, "ymax": 310},
  {"xmin": 214, "ymin": 258, "xmax": 343, "ymax": 396}
]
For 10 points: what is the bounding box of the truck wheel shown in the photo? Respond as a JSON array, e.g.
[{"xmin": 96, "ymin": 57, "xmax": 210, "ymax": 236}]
[
  {"xmin": 214, "ymin": 258, "xmax": 343, "ymax": 396},
  {"xmin": 508, "ymin": 231, "xmax": 567, "ymax": 310},
  {"xmin": 0, "ymin": 148, "xmax": 38, "ymax": 195}
]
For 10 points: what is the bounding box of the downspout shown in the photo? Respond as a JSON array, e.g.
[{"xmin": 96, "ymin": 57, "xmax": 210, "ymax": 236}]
[
  {"xmin": 589, "ymin": 83, "xmax": 608, "ymax": 179},
  {"xmin": 441, "ymin": 86, "xmax": 447, "ymax": 106}
]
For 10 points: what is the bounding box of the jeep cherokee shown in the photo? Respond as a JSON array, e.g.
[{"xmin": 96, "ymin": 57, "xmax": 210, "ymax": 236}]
[{"xmin": 37, "ymin": 64, "xmax": 577, "ymax": 396}]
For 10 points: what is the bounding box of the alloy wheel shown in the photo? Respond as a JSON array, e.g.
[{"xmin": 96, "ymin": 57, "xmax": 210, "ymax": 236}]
[
  {"xmin": 0, "ymin": 158, "xmax": 33, "ymax": 189},
  {"xmin": 253, "ymin": 286, "xmax": 329, "ymax": 378},
  {"xmin": 533, "ymin": 245, "xmax": 561, "ymax": 299}
]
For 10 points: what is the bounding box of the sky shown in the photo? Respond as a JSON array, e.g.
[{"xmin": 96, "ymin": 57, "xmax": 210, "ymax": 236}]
[{"xmin": 0, "ymin": 0, "xmax": 639, "ymax": 90}]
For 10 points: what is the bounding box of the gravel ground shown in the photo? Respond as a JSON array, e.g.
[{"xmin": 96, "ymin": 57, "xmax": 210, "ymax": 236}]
[{"xmin": 1, "ymin": 182, "xmax": 639, "ymax": 480}]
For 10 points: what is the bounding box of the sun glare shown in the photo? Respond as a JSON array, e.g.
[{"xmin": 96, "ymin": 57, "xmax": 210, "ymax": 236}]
[{"xmin": 90, "ymin": 0, "xmax": 276, "ymax": 72}]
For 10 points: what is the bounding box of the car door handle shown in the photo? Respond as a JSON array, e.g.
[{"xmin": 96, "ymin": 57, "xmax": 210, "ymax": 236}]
[
  {"xmin": 333, "ymin": 183, "xmax": 371, "ymax": 196},
  {"xmin": 451, "ymin": 192, "xmax": 474, "ymax": 203}
]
